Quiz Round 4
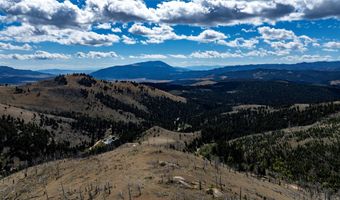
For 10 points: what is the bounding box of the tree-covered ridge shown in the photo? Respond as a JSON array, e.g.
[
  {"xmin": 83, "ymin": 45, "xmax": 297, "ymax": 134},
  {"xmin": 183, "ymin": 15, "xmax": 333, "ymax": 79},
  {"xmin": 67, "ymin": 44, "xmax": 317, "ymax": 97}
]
[
  {"xmin": 191, "ymin": 104, "xmax": 340, "ymax": 192},
  {"xmin": 210, "ymin": 117, "xmax": 340, "ymax": 191},
  {"xmin": 188, "ymin": 102, "xmax": 340, "ymax": 148},
  {"xmin": 149, "ymin": 80, "xmax": 340, "ymax": 107}
]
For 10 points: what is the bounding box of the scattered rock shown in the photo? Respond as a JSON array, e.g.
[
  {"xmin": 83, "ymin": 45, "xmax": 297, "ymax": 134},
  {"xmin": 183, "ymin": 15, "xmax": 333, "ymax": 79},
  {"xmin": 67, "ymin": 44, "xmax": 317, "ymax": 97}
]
[
  {"xmin": 206, "ymin": 188, "xmax": 224, "ymax": 198},
  {"xmin": 158, "ymin": 160, "xmax": 179, "ymax": 168},
  {"xmin": 173, "ymin": 176, "xmax": 192, "ymax": 189}
]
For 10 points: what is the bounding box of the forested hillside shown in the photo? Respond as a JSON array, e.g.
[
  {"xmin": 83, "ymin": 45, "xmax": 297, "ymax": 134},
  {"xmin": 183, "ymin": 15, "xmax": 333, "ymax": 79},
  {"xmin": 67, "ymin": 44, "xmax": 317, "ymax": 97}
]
[
  {"xmin": 187, "ymin": 103, "xmax": 340, "ymax": 195},
  {"xmin": 208, "ymin": 116, "xmax": 340, "ymax": 192}
]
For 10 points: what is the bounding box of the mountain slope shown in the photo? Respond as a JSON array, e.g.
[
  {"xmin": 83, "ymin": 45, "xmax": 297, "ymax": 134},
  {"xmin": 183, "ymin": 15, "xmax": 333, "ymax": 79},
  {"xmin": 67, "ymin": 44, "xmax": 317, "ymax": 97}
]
[
  {"xmin": 177, "ymin": 61, "xmax": 340, "ymax": 83},
  {"xmin": 0, "ymin": 74, "xmax": 188, "ymax": 175},
  {"xmin": 91, "ymin": 61, "xmax": 181, "ymax": 80},
  {"xmin": 195, "ymin": 68, "xmax": 340, "ymax": 86},
  {"xmin": 0, "ymin": 74, "xmax": 185, "ymax": 122},
  {"xmin": 210, "ymin": 114, "xmax": 340, "ymax": 191},
  {"xmin": 0, "ymin": 66, "xmax": 53, "ymax": 84},
  {"xmin": 207, "ymin": 61, "xmax": 340, "ymax": 72},
  {"xmin": 0, "ymin": 143, "xmax": 310, "ymax": 200}
]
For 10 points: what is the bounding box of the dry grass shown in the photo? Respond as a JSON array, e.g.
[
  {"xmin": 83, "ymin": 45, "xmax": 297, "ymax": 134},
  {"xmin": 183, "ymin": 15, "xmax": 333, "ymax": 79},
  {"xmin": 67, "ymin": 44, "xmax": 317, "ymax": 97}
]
[
  {"xmin": 0, "ymin": 143, "xmax": 309, "ymax": 200},
  {"xmin": 0, "ymin": 75, "xmax": 186, "ymax": 123}
]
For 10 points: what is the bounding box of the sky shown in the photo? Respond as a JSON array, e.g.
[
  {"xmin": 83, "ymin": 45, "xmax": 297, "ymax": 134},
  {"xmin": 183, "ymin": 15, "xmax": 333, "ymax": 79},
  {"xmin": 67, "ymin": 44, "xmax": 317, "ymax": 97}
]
[{"xmin": 0, "ymin": 0, "xmax": 339, "ymax": 70}]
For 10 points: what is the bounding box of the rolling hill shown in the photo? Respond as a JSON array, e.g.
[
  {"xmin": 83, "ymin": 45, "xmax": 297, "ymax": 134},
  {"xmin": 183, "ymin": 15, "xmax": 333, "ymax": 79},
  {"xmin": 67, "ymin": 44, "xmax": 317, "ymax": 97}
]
[
  {"xmin": 0, "ymin": 74, "xmax": 187, "ymax": 175},
  {"xmin": 0, "ymin": 74, "xmax": 185, "ymax": 121}
]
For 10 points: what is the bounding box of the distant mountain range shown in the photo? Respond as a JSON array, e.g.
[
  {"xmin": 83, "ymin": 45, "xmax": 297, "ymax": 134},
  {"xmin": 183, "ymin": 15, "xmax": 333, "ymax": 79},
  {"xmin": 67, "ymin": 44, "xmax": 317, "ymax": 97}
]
[
  {"xmin": 91, "ymin": 60, "xmax": 340, "ymax": 80},
  {"xmin": 2, "ymin": 61, "xmax": 340, "ymax": 85},
  {"xmin": 0, "ymin": 66, "xmax": 53, "ymax": 84},
  {"xmin": 37, "ymin": 69, "xmax": 95, "ymax": 75},
  {"xmin": 90, "ymin": 60, "xmax": 340, "ymax": 86}
]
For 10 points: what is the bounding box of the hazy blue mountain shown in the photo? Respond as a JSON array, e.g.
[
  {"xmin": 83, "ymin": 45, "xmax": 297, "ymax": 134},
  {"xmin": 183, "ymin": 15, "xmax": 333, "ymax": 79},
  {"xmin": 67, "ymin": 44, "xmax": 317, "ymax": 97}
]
[
  {"xmin": 178, "ymin": 61, "xmax": 340, "ymax": 79},
  {"xmin": 182, "ymin": 61, "xmax": 340, "ymax": 73},
  {"xmin": 91, "ymin": 61, "xmax": 340, "ymax": 82},
  {"xmin": 0, "ymin": 66, "xmax": 53, "ymax": 84},
  {"xmin": 2, "ymin": 60, "xmax": 336, "ymax": 85},
  {"xmin": 208, "ymin": 61, "xmax": 340, "ymax": 72},
  {"xmin": 91, "ymin": 61, "xmax": 182, "ymax": 80},
  {"xmin": 205, "ymin": 68, "xmax": 340, "ymax": 86},
  {"xmin": 184, "ymin": 65, "xmax": 223, "ymax": 71}
]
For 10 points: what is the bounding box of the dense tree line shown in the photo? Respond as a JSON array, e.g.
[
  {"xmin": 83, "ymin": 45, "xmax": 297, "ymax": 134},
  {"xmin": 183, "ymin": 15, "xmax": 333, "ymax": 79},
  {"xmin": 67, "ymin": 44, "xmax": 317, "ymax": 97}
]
[
  {"xmin": 95, "ymin": 92, "xmax": 146, "ymax": 119},
  {"xmin": 211, "ymin": 120, "xmax": 340, "ymax": 191},
  {"xmin": 0, "ymin": 115, "xmax": 71, "ymax": 176},
  {"xmin": 188, "ymin": 103, "xmax": 340, "ymax": 149},
  {"xmin": 149, "ymin": 81, "xmax": 340, "ymax": 107}
]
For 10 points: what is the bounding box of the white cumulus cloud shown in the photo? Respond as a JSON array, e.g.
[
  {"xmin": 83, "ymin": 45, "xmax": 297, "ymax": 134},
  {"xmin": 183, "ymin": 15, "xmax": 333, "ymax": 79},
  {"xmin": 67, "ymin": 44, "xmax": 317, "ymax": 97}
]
[
  {"xmin": 0, "ymin": 50, "xmax": 70, "ymax": 60},
  {"xmin": 76, "ymin": 51, "xmax": 118, "ymax": 59},
  {"xmin": 0, "ymin": 42, "xmax": 32, "ymax": 51}
]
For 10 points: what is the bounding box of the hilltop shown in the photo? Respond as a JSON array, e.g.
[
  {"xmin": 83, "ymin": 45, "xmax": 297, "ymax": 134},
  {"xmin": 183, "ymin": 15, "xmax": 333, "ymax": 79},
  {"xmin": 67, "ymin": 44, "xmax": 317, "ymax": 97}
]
[
  {"xmin": 0, "ymin": 74, "xmax": 185, "ymax": 121},
  {"xmin": 0, "ymin": 134, "xmax": 310, "ymax": 200}
]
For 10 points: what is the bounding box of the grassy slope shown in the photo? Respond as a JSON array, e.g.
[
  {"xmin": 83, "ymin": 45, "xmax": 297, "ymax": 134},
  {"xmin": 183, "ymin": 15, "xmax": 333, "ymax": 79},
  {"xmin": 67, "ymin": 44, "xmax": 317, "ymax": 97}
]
[
  {"xmin": 0, "ymin": 74, "xmax": 185, "ymax": 123},
  {"xmin": 0, "ymin": 143, "xmax": 309, "ymax": 200}
]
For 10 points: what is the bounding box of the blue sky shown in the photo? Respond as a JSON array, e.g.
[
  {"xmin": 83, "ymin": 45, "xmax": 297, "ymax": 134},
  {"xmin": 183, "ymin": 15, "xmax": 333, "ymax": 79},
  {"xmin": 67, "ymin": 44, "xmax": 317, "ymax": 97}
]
[{"xmin": 0, "ymin": 0, "xmax": 339, "ymax": 70}]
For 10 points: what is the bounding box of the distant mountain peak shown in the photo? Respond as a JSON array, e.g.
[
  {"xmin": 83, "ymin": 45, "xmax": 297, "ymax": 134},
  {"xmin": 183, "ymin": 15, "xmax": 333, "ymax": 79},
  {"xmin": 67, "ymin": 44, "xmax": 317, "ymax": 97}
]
[
  {"xmin": 91, "ymin": 61, "xmax": 178, "ymax": 80},
  {"xmin": 130, "ymin": 61, "xmax": 171, "ymax": 67}
]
